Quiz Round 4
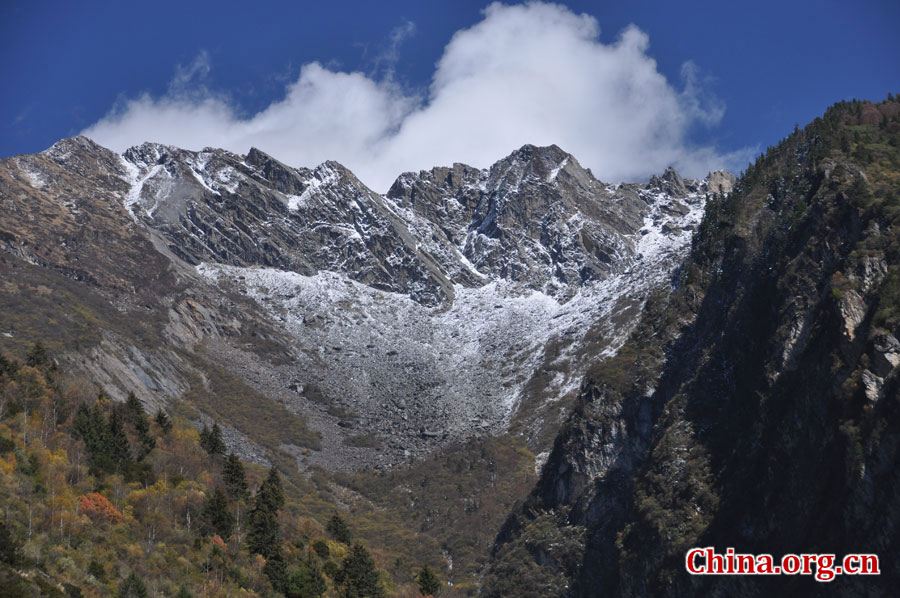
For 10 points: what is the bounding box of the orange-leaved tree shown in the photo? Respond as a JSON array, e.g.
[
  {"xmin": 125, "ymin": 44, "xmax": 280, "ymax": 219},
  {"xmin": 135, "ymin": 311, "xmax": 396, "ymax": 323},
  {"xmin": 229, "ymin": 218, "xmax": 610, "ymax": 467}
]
[{"xmin": 79, "ymin": 492, "xmax": 123, "ymax": 524}]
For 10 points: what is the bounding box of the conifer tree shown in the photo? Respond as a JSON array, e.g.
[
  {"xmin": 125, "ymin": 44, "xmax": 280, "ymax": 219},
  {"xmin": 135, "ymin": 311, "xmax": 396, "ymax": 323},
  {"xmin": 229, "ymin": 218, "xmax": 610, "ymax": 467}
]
[
  {"xmin": 263, "ymin": 550, "xmax": 288, "ymax": 593},
  {"xmin": 106, "ymin": 409, "xmax": 132, "ymax": 472},
  {"xmin": 312, "ymin": 539, "xmax": 330, "ymax": 559},
  {"xmin": 74, "ymin": 401, "xmax": 135, "ymax": 474},
  {"xmin": 199, "ymin": 424, "xmax": 211, "ymax": 451},
  {"xmin": 284, "ymin": 553, "xmax": 327, "ymax": 598},
  {"xmin": 247, "ymin": 467, "xmax": 284, "ymax": 558},
  {"xmin": 200, "ymin": 486, "xmax": 235, "ymax": 539},
  {"xmin": 326, "ymin": 512, "xmax": 352, "ymax": 544},
  {"xmin": 223, "ymin": 453, "xmax": 248, "ymax": 501},
  {"xmin": 337, "ymin": 543, "xmax": 383, "ymax": 598},
  {"xmin": 124, "ymin": 393, "xmax": 155, "ymax": 460},
  {"xmin": 123, "ymin": 392, "xmax": 142, "ymax": 420},
  {"xmin": 258, "ymin": 466, "xmax": 285, "ymax": 511},
  {"xmin": 118, "ymin": 572, "xmax": 149, "ymax": 598},
  {"xmin": 0, "ymin": 352, "xmax": 18, "ymax": 377},
  {"xmin": 200, "ymin": 422, "xmax": 226, "ymax": 456},
  {"xmin": 25, "ymin": 341, "xmax": 49, "ymax": 368},
  {"xmin": 87, "ymin": 560, "xmax": 106, "ymax": 581},
  {"xmin": 133, "ymin": 413, "xmax": 155, "ymax": 460},
  {"xmin": 154, "ymin": 409, "xmax": 172, "ymax": 434},
  {"xmin": 73, "ymin": 403, "xmax": 106, "ymax": 459},
  {"xmin": 247, "ymin": 499, "xmax": 280, "ymax": 557},
  {"xmin": 209, "ymin": 422, "xmax": 225, "ymax": 455},
  {"xmin": 0, "ymin": 521, "xmax": 20, "ymax": 566},
  {"xmin": 416, "ymin": 564, "xmax": 441, "ymax": 596}
]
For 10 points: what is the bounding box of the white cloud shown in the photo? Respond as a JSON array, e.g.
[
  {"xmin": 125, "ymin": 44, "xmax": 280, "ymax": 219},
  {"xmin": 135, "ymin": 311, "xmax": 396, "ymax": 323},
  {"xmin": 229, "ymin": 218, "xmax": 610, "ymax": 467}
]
[
  {"xmin": 378, "ymin": 20, "xmax": 417, "ymax": 79},
  {"xmin": 169, "ymin": 50, "xmax": 212, "ymax": 95},
  {"xmin": 81, "ymin": 2, "xmax": 749, "ymax": 191}
]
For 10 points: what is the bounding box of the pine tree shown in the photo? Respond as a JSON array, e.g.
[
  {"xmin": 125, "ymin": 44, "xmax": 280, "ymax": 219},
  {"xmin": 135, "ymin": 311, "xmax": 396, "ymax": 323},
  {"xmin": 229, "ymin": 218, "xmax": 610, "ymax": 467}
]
[
  {"xmin": 247, "ymin": 467, "xmax": 284, "ymax": 558},
  {"xmin": 416, "ymin": 564, "xmax": 441, "ymax": 596},
  {"xmin": 25, "ymin": 341, "xmax": 49, "ymax": 368},
  {"xmin": 209, "ymin": 423, "xmax": 225, "ymax": 455},
  {"xmin": 199, "ymin": 424, "xmax": 211, "ymax": 452},
  {"xmin": 106, "ymin": 409, "xmax": 132, "ymax": 472},
  {"xmin": 124, "ymin": 393, "xmax": 155, "ymax": 460},
  {"xmin": 118, "ymin": 572, "xmax": 149, "ymax": 598},
  {"xmin": 124, "ymin": 392, "xmax": 143, "ymax": 420},
  {"xmin": 200, "ymin": 486, "xmax": 235, "ymax": 539},
  {"xmin": 258, "ymin": 467, "xmax": 285, "ymax": 511},
  {"xmin": 222, "ymin": 453, "xmax": 248, "ymax": 501},
  {"xmin": 73, "ymin": 403, "xmax": 105, "ymax": 460},
  {"xmin": 263, "ymin": 550, "xmax": 288, "ymax": 593},
  {"xmin": 326, "ymin": 512, "xmax": 352, "ymax": 544},
  {"xmin": 0, "ymin": 352, "xmax": 18, "ymax": 377},
  {"xmin": 175, "ymin": 586, "xmax": 192, "ymax": 598},
  {"xmin": 312, "ymin": 539, "xmax": 330, "ymax": 559},
  {"xmin": 338, "ymin": 543, "xmax": 383, "ymax": 598},
  {"xmin": 247, "ymin": 500, "xmax": 280, "ymax": 557},
  {"xmin": 200, "ymin": 422, "xmax": 226, "ymax": 456},
  {"xmin": 154, "ymin": 409, "xmax": 172, "ymax": 434},
  {"xmin": 87, "ymin": 560, "xmax": 106, "ymax": 581},
  {"xmin": 134, "ymin": 413, "xmax": 155, "ymax": 460},
  {"xmin": 74, "ymin": 402, "xmax": 135, "ymax": 474},
  {"xmin": 284, "ymin": 553, "xmax": 327, "ymax": 598},
  {"xmin": 0, "ymin": 521, "xmax": 20, "ymax": 566}
]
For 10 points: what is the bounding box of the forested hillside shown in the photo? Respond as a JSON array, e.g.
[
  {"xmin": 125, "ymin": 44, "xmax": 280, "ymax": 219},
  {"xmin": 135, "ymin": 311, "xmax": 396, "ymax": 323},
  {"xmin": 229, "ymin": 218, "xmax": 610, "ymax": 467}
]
[{"xmin": 0, "ymin": 346, "xmax": 442, "ymax": 598}]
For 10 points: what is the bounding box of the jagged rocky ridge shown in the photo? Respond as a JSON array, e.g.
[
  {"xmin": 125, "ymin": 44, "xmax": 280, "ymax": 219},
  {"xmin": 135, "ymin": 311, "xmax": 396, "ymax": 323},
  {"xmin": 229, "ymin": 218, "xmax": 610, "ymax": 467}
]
[
  {"xmin": 483, "ymin": 99, "xmax": 900, "ymax": 597},
  {"xmin": 1, "ymin": 136, "xmax": 732, "ymax": 472}
]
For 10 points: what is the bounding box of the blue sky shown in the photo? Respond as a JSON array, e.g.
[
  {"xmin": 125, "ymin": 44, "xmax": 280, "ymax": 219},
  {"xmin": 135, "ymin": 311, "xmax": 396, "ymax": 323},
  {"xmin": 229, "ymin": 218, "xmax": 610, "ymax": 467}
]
[{"xmin": 2, "ymin": 0, "xmax": 898, "ymax": 189}]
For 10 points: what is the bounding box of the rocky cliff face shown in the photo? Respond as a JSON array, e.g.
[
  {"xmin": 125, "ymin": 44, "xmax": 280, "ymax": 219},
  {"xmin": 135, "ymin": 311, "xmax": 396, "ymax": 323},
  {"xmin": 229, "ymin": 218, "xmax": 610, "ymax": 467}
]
[
  {"xmin": 121, "ymin": 141, "xmax": 455, "ymax": 306},
  {"xmin": 0, "ymin": 137, "xmax": 727, "ymax": 473},
  {"xmin": 0, "ymin": 136, "xmax": 176, "ymax": 297},
  {"xmin": 484, "ymin": 99, "xmax": 900, "ymax": 597},
  {"xmin": 388, "ymin": 144, "xmax": 649, "ymax": 298}
]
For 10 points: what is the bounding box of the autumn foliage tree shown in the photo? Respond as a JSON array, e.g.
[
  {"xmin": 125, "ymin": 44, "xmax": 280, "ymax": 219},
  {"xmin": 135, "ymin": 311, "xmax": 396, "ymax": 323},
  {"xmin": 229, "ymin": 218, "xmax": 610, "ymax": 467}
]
[
  {"xmin": 80, "ymin": 492, "xmax": 123, "ymax": 524},
  {"xmin": 0, "ymin": 349, "xmax": 397, "ymax": 597}
]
